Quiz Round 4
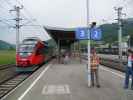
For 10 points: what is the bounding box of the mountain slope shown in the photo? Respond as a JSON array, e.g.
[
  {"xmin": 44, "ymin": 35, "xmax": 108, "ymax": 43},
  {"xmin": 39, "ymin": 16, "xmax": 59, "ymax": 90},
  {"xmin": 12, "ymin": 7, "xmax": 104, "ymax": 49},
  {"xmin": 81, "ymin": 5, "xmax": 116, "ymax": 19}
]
[
  {"xmin": 100, "ymin": 18, "xmax": 133, "ymax": 45},
  {"xmin": 0, "ymin": 40, "xmax": 15, "ymax": 50}
]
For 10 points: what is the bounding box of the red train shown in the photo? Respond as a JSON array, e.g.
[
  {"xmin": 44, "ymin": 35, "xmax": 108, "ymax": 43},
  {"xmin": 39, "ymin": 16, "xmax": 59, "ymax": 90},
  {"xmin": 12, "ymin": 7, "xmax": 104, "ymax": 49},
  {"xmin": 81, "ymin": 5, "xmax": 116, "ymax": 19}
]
[{"xmin": 16, "ymin": 37, "xmax": 53, "ymax": 72}]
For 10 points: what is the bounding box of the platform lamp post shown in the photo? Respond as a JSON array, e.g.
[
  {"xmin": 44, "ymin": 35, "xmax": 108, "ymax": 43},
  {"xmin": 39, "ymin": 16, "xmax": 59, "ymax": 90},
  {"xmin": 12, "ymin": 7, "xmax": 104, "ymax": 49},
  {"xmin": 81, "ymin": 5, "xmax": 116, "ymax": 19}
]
[{"xmin": 86, "ymin": 0, "xmax": 91, "ymax": 87}]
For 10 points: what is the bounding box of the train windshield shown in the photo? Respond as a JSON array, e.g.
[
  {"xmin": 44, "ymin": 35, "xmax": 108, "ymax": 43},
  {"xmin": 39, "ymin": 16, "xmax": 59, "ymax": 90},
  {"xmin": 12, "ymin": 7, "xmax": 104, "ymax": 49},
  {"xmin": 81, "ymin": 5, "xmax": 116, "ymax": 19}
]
[
  {"xmin": 23, "ymin": 39, "xmax": 38, "ymax": 44},
  {"xmin": 19, "ymin": 44, "xmax": 35, "ymax": 53},
  {"xmin": 23, "ymin": 40, "xmax": 37, "ymax": 44}
]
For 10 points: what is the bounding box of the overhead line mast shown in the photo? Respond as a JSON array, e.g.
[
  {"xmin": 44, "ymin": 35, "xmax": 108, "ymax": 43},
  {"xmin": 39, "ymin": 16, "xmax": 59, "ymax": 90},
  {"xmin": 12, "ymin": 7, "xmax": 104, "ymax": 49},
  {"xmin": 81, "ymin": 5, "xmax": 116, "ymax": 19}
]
[
  {"xmin": 114, "ymin": 7, "xmax": 126, "ymax": 65},
  {"xmin": 10, "ymin": 6, "xmax": 23, "ymax": 55}
]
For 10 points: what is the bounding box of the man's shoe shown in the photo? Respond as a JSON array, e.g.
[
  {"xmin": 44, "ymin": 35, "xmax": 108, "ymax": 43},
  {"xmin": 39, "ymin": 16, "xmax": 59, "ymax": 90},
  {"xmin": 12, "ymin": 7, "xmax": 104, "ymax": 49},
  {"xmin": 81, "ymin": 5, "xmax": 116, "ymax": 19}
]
[
  {"xmin": 96, "ymin": 85, "xmax": 100, "ymax": 88},
  {"xmin": 124, "ymin": 86, "xmax": 128, "ymax": 89},
  {"xmin": 90, "ymin": 84, "xmax": 94, "ymax": 87},
  {"xmin": 131, "ymin": 87, "xmax": 133, "ymax": 90}
]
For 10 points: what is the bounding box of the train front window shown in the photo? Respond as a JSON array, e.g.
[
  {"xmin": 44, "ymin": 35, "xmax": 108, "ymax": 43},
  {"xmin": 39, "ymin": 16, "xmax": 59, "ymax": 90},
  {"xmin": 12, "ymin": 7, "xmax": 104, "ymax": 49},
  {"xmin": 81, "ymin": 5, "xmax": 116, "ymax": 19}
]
[
  {"xmin": 19, "ymin": 45, "xmax": 34, "ymax": 57},
  {"xmin": 23, "ymin": 40, "xmax": 37, "ymax": 44},
  {"xmin": 19, "ymin": 45, "xmax": 34, "ymax": 53}
]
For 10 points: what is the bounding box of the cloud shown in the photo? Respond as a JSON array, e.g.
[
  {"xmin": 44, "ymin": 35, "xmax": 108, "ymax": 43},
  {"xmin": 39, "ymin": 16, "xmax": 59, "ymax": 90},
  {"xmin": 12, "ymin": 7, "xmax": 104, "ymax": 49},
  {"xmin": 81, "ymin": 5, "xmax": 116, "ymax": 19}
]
[{"xmin": 0, "ymin": 0, "xmax": 133, "ymax": 44}]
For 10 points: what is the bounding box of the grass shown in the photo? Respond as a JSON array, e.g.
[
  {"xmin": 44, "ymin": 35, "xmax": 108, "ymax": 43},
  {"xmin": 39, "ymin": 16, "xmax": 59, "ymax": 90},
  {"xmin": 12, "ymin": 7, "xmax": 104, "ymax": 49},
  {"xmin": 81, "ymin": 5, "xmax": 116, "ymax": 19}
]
[{"xmin": 0, "ymin": 50, "xmax": 16, "ymax": 65}]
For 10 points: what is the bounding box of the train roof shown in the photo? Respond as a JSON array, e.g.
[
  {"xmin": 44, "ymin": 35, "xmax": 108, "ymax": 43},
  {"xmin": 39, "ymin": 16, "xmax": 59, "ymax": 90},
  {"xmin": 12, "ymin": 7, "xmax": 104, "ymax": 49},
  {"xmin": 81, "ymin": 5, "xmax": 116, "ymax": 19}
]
[
  {"xmin": 21, "ymin": 38, "xmax": 50, "ymax": 47},
  {"xmin": 22, "ymin": 37, "xmax": 40, "ymax": 42},
  {"xmin": 20, "ymin": 43, "xmax": 35, "ymax": 45},
  {"xmin": 24, "ymin": 37, "xmax": 40, "ymax": 40}
]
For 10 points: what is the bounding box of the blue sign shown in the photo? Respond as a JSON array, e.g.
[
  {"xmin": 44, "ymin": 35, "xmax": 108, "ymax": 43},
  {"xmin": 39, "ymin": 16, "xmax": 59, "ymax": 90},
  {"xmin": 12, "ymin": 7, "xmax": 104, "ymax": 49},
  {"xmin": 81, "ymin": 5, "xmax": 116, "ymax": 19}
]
[
  {"xmin": 75, "ymin": 27, "xmax": 102, "ymax": 40},
  {"xmin": 90, "ymin": 28, "xmax": 102, "ymax": 40},
  {"xmin": 75, "ymin": 28, "xmax": 90, "ymax": 40}
]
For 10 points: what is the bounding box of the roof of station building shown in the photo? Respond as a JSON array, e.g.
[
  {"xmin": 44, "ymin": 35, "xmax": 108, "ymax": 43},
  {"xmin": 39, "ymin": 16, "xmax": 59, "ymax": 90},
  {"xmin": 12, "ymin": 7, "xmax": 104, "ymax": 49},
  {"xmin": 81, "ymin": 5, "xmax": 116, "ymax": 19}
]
[{"xmin": 44, "ymin": 26, "xmax": 77, "ymax": 47}]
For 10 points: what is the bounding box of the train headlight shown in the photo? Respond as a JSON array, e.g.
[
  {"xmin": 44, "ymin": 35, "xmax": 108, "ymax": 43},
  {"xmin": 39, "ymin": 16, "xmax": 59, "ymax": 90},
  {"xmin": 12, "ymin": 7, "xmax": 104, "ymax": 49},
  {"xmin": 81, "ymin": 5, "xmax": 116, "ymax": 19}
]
[
  {"xmin": 19, "ymin": 53, "xmax": 23, "ymax": 56},
  {"xmin": 27, "ymin": 52, "xmax": 32, "ymax": 56}
]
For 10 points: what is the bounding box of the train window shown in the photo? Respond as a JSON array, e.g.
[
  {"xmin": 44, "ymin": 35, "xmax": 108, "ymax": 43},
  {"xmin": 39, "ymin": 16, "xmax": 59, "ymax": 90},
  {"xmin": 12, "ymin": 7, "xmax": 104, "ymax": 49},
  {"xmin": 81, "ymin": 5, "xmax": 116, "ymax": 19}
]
[
  {"xmin": 23, "ymin": 38, "xmax": 38, "ymax": 44},
  {"xmin": 44, "ymin": 47, "xmax": 49, "ymax": 54},
  {"xmin": 19, "ymin": 44, "xmax": 34, "ymax": 53},
  {"xmin": 36, "ymin": 48, "xmax": 45, "ymax": 55},
  {"xmin": 36, "ymin": 49, "xmax": 41, "ymax": 55},
  {"xmin": 35, "ymin": 46, "xmax": 50, "ymax": 55},
  {"xmin": 23, "ymin": 41, "xmax": 37, "ymax": 44}
]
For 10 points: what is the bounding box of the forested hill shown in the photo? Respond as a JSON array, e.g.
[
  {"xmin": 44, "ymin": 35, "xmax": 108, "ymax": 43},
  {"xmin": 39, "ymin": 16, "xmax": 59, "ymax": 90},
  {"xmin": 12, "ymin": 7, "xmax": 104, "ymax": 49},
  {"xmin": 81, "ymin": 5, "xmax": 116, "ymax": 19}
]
[
  {"xmin": 0, "ymin": 40, "xmax": 15, "ymax": 50},
  {"xmin": 100, "ymin": 18, "xmax": 133, "ymax": 45}
]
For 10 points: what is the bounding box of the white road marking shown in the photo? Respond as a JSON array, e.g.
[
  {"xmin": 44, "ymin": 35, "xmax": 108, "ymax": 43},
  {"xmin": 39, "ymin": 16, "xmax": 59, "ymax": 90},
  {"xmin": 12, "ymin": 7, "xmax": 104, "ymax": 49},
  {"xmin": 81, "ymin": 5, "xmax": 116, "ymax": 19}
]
[
  {"xmin": 1, "ymin": 64, "xmax": 51, "ymax": 100},
  {"xmin": 100, "ymin": 66, "xmax": 125, "ymax": 78},
  {"xmin": 65, "ymin": 85, "xmax": 70, "ymax": 94},
  {"xmin": 18, "ymin": 64, "xmax": 51, "ymax": 100},
  {"xmin": 42, "ymin": 85, "xmax": 70, "ymax": 95},
  {"xmin": 100, "ymin": 66, "xmax": 131, "ymax": 81}
]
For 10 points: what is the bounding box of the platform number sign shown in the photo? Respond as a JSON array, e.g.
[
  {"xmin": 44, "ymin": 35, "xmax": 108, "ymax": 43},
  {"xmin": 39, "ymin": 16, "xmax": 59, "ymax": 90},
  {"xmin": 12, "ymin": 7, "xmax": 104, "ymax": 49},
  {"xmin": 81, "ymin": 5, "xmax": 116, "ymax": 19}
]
[
  {"xmin": 90, "ymin": 28, "xmax": 102, "ymax": 40},
  {"xmin": 75, "ymin": 27, "xmax": 102, "ymax": 40},
  {"xmin": 75, "ymin": 28, "xmax": 89, "ymax": 40}
]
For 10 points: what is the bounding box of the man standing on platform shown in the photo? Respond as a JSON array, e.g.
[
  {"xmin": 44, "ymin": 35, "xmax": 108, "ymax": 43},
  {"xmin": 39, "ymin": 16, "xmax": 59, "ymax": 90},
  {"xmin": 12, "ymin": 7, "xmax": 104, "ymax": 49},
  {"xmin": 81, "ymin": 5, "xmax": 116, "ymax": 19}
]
[
  {"xmin": 90, "ymin": 48, "xmax": 100, "ymax": 88},
  {"xmin": 124, "ymin": 49, "xmax": 133, "ymax": 90}
]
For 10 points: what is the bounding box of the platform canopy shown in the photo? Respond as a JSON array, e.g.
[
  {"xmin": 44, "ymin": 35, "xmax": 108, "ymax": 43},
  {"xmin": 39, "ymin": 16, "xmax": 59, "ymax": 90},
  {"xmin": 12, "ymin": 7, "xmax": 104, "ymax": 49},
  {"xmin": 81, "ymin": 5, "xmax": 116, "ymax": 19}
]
[{"xmin": 44, "ymin": 26, "xmax": 77, "ymax": 48}]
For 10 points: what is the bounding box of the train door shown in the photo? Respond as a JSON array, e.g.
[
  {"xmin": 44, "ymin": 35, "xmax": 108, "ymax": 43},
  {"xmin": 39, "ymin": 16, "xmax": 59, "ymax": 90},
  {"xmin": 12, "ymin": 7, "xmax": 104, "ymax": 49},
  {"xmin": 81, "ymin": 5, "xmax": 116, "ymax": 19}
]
[{"xmin": 43, "ymin": 46, "xmax": 49, "ymax": 61}]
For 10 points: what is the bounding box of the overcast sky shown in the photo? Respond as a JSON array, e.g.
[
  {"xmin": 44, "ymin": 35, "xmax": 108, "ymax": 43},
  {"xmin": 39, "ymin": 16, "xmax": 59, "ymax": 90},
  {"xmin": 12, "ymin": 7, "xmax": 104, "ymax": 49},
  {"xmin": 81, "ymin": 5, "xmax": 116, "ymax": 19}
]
[{"xmin": 0, "ymin": 0, "xmax": 133, "ymax": 44}]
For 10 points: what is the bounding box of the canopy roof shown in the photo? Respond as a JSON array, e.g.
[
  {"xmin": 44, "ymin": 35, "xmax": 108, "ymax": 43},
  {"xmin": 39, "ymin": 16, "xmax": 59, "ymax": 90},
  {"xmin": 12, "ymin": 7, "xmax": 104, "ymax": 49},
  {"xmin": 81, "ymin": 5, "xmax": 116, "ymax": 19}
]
[{"xmin": 44, "ymin": 26, "xmax": 77, "ymax": 48}]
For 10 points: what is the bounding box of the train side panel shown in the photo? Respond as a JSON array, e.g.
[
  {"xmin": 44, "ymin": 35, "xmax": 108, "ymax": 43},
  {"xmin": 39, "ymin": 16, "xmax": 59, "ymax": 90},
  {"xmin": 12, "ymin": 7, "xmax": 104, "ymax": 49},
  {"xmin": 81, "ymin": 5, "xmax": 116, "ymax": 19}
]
[{"xmin": 16, "ymin": 40, "xmax": 51, "ymax": 72}]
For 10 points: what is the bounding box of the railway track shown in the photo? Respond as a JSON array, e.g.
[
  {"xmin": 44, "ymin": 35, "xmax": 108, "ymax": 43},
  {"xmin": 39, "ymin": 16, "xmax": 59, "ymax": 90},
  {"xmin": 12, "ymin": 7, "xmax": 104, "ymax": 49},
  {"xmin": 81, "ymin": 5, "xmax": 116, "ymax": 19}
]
[
  {"xmin": 0, "ymin": 64, "xmax": 17, "ymax": 84},
  {"xmin": 0, "ymin": 61, "xmax": 49, "ymax": 99},
  {"xmin": 81, "ymin": 54, "xmax": 127, "ymax": 72},
  {"xmin": 0, "ymin": 64, "xmax": 16, "ymax": 70},
  {"xmin": 0, "ymin": 64, "xmax": 32, "ymax": 99},
  {"xmin": 100, "ymin": 57, "xmax": 126, "ymax": 72},
  {"xmin": 0, "ymin": 73, "xmax": 31, "ymax": 99}
]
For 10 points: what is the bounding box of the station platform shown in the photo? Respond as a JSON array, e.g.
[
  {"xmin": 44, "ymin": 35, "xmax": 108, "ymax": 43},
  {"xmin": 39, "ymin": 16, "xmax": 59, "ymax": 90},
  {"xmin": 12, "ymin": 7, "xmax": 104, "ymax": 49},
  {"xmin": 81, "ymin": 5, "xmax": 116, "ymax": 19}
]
[{"xmin": 2, "ymin": 59, "xmax": 133, "ymax": 100}]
